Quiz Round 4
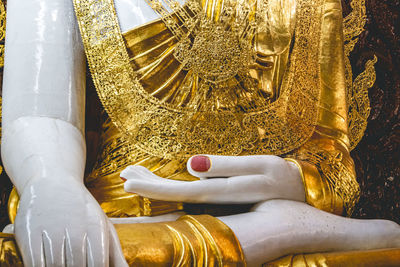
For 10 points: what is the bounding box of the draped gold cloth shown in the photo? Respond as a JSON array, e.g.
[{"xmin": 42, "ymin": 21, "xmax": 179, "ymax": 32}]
[
  {"xmin": 76, "ymin": 0, "xmax": 359, "ymax": 218},
  {"xmin": 0, "ymin": 215, "xmax": 247, "ymax": 267},
  {"xmin": 115, "ymin": 215, "xmax": 245, "ymax": 266},
  {"xmin": 1, "ymin": 232, "xmax": 399, "ymax": 267},
  {"xmin": 75, "ymin": 0, "xmax": 323, "ymax": 160}
]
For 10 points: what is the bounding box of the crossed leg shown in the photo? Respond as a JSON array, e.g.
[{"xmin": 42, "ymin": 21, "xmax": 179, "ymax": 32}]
[{"xmin": 219, "ymin": 199, "xmax": 400, "ymax": 266}]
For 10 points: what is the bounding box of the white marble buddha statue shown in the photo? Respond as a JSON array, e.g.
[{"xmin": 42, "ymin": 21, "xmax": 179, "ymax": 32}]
[{"xmin": 0, "ymin": 0, "xmax": 399, "ymax": 266}]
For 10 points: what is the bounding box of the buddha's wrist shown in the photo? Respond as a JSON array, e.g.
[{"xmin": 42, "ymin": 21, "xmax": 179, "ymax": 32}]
[{"xmin": 1, "ymin": 116, "xmax": 86, "ymax": 194}]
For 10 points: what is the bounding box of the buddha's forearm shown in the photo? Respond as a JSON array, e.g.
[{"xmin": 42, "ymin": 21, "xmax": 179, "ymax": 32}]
[
  {"xmin": 1, "ymin": 0, "xmax": 86, "ymax": 193},
  {"xmin": 1, "ymin": 117, "xmax": 86, "ymax": 194},
  {"xmin": 2, "ymin": 0, "xmax": 86, "ymax": 133}
]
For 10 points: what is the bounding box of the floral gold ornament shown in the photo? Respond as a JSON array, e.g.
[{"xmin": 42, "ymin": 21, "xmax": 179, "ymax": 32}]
[{"xmin": 74, "ymin": 0, "xmax": 322, "ymax": 159}]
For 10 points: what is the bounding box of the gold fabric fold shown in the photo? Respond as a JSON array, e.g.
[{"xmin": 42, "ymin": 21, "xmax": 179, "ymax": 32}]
[
  {"xmin": 289, "ymin": 133, "xmax": 358, "ymax": 215},
  {"xmin": 1, "ymin": 231, "xmax": 399, "ymax": 267},
  {"xmin": 317, "ymin": 0, "xmax": 349, "ymax": 147},
  {"xmin": 286, "ymin": 157, "xmax": 344, "ymax": 215},
  {"xmin": 81, "ymin": 0, "xmax": 316, "ymax": 218},
  {"xmin": 286, "ymin": 0, "xmax": 359, "ymax": 216},
  {"xmin": 73, "ymin": 0, "xmax": 324, "ymax": 161},
  {"xmin": 114, "ymin": 215, "xmax": 246, "ymax": 266}
]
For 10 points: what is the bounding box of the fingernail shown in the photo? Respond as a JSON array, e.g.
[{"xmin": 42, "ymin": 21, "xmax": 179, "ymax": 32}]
[
  {"xmin": 190, "ymin": 156, "xmax": 211, "ymax": 172},
  {"xmin": 121, "ymin": 177, "xmax": 127, "ymax": 182}
]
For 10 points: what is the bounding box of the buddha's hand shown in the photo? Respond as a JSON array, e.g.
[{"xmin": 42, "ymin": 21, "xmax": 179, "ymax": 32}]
[
  {"xmin": 121, "ymin": 155, "xmax": 305, "ymax": 204},
  {"xmin": 14, "ymin": 176, "xmax": 127, "ymax": 267}
]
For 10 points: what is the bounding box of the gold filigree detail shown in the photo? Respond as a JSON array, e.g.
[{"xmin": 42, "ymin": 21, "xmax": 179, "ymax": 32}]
[
  {"xmin": 0, "ymin": 0, "xmax": 5, "ymax": 68},
  {"xmin": 348, "ymin": 56, "xmax": 377, "ymax": 150},
  {"xmin": 74, "ymin": 0, "xmax": 323, "ymax": 160},
  {"xmin": 0, "ymin": 0, "xmax": 5, "ymax": 174},
  {"xmin": 175, "ymin": 26, "xmax": 255, "ymax": 83},
  {"xmin": 291, "ymin": 143, "xmax": 361, "ymax": 215},
  {"xmin": 343, "ymin": 0, "xmax": 377, "ymax": 150},
  {"xmin": 343, "ymin": 0, "xmax": 366, "ymax": 56},
  {"xmin": 150, "ymin": 0, "xmax": 258, "ymax": 83}
]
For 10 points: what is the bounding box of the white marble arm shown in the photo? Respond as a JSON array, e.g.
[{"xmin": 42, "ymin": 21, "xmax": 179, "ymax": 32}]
[
  {"xmin": 2, "ymin": 0, "xmax": 85, "ymax": 190},
  {"xmin": 1, "ymin": 0, "xmax": 126, "ymax": 266},
  {"xmin": 2, "ymin": 0, "xmax": 85, "ymax": 134}
]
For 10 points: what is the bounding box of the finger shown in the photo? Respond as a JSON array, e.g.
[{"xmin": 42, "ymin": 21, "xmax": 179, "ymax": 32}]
[
  {"xmin": 123, "ymin": 167, "xmax": 266, "ymax": 203},
  {"xmin": 108, "ymin": 220, "xmax": 129, "ymax": 267},
  {"xmin": 41, "ymin": 230, "xmax": 66, "ymax": 267},
  {"xmin": 86, "ymin": 215, "xmax": 109, "ymax": 267},
  {"xmin": 187, "ymin": 155, "xmax": 282, "ymax": 178},
  {"xmin": 15, "ymin": 235, "xmax": 43, "ymax": 267},
  {"xmin": 64, "ymin": 230, "xmax": 86, "ymax": 267},
  {"xmin": 123, "ymin": 169, "xmax": 225, "ymax": 202},
  {"xmin": 125, "ymin": 175, "xmax": 267, "ymax": 203},
  {"xmin": 86, "ymin": 236, "xmax": 94, "ymax": 267},
  {"xmin": 14, "ymin": 218, "xmax": 44, "ymax": 267},
  {"xmin": 120, "ymin": 165, "xmax": 166, "ymax": 182}
]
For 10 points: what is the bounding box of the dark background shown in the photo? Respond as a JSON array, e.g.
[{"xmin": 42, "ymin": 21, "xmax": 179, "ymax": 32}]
[
  {"xmin": 342, "ymin": 0, "xmax": 400, "ymax": 222},
  {"xmin": 0, "ymin": 0, "xmax": 399, "ymax": 228}
]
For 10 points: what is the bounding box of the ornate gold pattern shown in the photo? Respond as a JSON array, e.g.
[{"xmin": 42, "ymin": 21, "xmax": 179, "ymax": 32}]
[
  {"xmin": 85, "ymin": 119, "xmax": 188, "ymax": 218},
  {"xmin": 347, "ymin": 56, "xmax": 377, "ymax": 150},
  {"xmin": 343, "ymin": 0, "xmax": 366, "ymax": 55},
  {"xmin": 73, "ymin": 0, "xmax": 366, "ymax": 218},
  {"xmin": 291, "ymin": 140, "xmax": 360, "ymax": 215},
  {"xmin": 150, "ymin": 0, "xmax": 257, "ymax": 83},
  {"xmin": 0, "ymin": 0, "xmax": 5, "ymax": 67},
  {"xmin": 73, "ymin": 0, "xmax": 323, "ymax": 160},
  {"xmin": 343, "ymin": 0, "xmax": 377, "ymax": 150},
  {"xmin": 0, "ymin": 0, "xmax": 5, "ymax": 176}
]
